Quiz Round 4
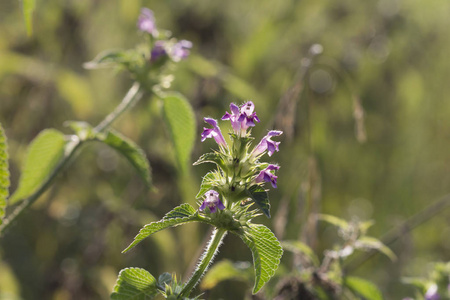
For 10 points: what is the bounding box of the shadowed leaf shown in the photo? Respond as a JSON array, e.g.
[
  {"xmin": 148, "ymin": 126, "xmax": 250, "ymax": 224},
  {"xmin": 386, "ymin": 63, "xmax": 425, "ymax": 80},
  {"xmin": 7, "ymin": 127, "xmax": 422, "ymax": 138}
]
[{"xmin": 246, "ymin": 185, "xmax": 270, "ymax": 218}]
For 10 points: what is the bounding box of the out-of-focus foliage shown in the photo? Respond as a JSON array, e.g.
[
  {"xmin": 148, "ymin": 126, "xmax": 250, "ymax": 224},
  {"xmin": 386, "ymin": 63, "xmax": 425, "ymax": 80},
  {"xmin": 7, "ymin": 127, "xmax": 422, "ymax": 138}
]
[{"xmin": 1, "ymin": 0, "xmax": 450, "ymax": 299}]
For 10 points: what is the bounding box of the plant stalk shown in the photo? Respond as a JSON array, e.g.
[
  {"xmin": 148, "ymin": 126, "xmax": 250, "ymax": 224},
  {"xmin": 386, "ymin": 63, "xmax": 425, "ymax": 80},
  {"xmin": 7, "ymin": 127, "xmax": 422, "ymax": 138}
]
[{"xmin": 179, "ymin": 228, "xmax": 227, "ymax": 298}]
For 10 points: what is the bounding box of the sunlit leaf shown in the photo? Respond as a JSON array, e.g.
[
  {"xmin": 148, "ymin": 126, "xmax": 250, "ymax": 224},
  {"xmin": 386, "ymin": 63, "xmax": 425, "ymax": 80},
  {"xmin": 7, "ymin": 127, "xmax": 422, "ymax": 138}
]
[
  {"xmin": 0, "ymin": 124, "xmax": 10, "ymax": 225},
  {"xmin": 196, "ymin": 172, "xmax": 220, "ymax": 199},
  {"xmin": 317, "ymin": 214, "xmax": 349, "ymax": 230},
  {"xmin": 123, "ymin": 204, "xmax": 199, "ymax": 253},
  {"xmin": 246, "ymin": 185, "xmax": 270, "ymax": 218},
  {"xmin": 111, "ymin": 268, "xmax": 158, "ymax": 300},
  {"xmin": 238, "ymin": 224, "xmax": 283, "ymax": 294},
  {"xmin": 23, "ymin": 0, "xmax": 36, "ymax": 36},
  {"xmin": 193, "ymin": 152, "xmax": 226, "ymax": 171},
  {"xmin": 354, "ymin": 236, "xmax": 397, "ymax": 261},
  {"xmin": 161, "ymin": 93, "xmax": 196, "ymax": 174},
  {"xmin": 344, "ymin": 276, "xmax": 383, "ymax": 300},
  {"xmin": 9, "ymin": 129, "xmax": 66, "ymax": 204},
  {"xmin": 83, "ymin": 50, "xmax": 131, "ymax": 69},
  {"xmin": 281, "ymin": 240, "xmax": 320, "ymax": 267},
  {"xmin": 200, "ymin": 260, "xmax": 252, "ymax": 290},
  {"xmin": 100, "ymin": 130, "xmax": 152, "ymax": 188}
]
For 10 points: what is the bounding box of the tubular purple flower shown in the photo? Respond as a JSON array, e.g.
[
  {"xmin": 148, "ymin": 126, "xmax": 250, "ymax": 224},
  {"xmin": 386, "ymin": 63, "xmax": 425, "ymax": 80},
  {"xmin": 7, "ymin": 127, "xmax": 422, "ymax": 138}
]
[
  {"xmin": 150, "ymin": 41, "xmax": 167, "ymax": 62},
  {"xmin": 137, "ymin": 8, "xmax": 158, "ymax": 36},
  {"xmin": 201, "ymin": 118, "xmax": 227, "ymax": 147},
  {"xmin": 251, "ymin": 130, "xmax": 283, "ymax": 158},
  {"xmin": 171, "ymin": 40, "xmax": 193, "ymax": 62},
  {"xmin": 425, "ymin": 284, "xmax": 440, "ymax": 300},
  {"xmin": 199, "ymin": 190, "xmax": 225, "ymax": 213},
  {"xmin": 238, "ymin": 101, "xmax": 260, "ymax": 131},
  {"xmin": 222, "ymin": 103, "xmax": 242, "ymax": 133},
  {"xmin": 255, "ymin": 165, "xmax": 280, "ymax": 188}
]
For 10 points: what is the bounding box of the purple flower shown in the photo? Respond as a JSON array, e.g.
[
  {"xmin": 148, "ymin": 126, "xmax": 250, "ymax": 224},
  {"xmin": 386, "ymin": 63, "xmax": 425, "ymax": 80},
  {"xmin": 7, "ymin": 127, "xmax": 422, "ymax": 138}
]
[
  {"xmin": 238, "ymin": 101, "xmax": 260, "ymax": 131},
  {"xmin": 251, "ymin": 130, "xmax": 283, "ymax": 158},
  {"xmin": 222, "ymin": 103, "xmax": 242, "ymax": 132},
  {"xmin": 199, "ymin": 190, "xmax": 225, "ymax": 213},
  {"xmin": 255, "ymin": 164, "xmax": 280, "ymax": 188},
  {"xmin": 171, "ymin": 40, "xmax": 192, "ymax": 62},
  {"xmin": 150, "ymin": 41, "xmax": 167, "ymax": 62},
  {"xmin": 425, "ymin": 284, "xmax": 440, "ymax": 300},
  {"xmin": 201, "ymin": 118, "xmax": 227, "ymax": 148},
  {"xmin": 137, "ymin": 8, "xmax": 158, "ymax": 36}
]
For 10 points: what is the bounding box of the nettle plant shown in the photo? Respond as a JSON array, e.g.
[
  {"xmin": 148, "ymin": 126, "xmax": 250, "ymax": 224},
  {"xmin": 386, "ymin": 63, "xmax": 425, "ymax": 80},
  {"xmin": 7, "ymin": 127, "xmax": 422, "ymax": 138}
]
[{"xmin": 111, "ymin": 102, "xmax": 284, "ymax": 299}]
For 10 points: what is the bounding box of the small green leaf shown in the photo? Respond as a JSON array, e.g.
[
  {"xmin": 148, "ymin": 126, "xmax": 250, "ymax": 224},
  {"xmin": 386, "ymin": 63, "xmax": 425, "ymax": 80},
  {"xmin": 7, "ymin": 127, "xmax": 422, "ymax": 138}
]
[
  {"xmin": 355, "ymin": 236, "xmax": 397, "ymax": 261},
  {"xmin": 246, "ymin": 185, "xmax": 270, "ymax": 218},
  {"xmin": 9, "ymin": 129, "xmax": 66, "ymax": 204},
  {"xmin": 123, "ymin": 204, "xmax": 198, "ymax": 253},
  {"xmin": 281, "ymin": 240, "xmax": 320, "ymax": 267},
  {"xmin": 111, "ymin": 267, "xmax": 158, "ymax": 300},
  {"xmin": 0, "ymin": 123, "xmax": 10, "ymax": 225},
  {"xmin": 318, "ymin": 214, "xmax": 349, "ymax": 230},
  {"xmin": 200, "ymin": 260, "xmax": 252, "ymax": 290},
  {"xmin": 83, "ymin": 50, "xmax": 131, "ymax": 69},
  {"xmin": 196, "ymin": 172, "xmax": 219, "ymax": 199},
  {"xmin": 193, "ymin": 152, "xmax": 226, "ymax": 170},
  {"xmin": 23, "ymin": 0, "xmax": 36, "ymax": 36},
  {"xmin": 344, "ymin": 276, "xmax": 384, "ymax": 300},
  {"xmin": 162, "ymin": 93, "xmax": 196, "ymax": 174},
  {"xmin": 99, "ymin": 130, "xmax": 152, "ymax": 188},
  {"xmin": 157, "ymin": 273, "xmax": 172, "ymax": 288},
  {"xmin": 238, "ymin": 224, "xmax": 283, "ymax": 294}
]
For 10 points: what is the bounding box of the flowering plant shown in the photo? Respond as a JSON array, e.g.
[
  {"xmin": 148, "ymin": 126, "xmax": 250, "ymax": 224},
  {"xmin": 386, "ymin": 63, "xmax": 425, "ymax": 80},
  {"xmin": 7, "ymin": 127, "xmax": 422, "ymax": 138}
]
[{"xmin": 111, "ymin": 101, "xmax": 283, "ymax": 299}]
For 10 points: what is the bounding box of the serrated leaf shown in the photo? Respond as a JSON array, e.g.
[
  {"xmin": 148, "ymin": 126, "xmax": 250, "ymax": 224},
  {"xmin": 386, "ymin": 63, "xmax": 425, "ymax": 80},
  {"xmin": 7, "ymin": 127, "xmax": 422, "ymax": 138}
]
[
  {"xmin": 23, "ymin": 0, "xmax": 36, "ymax": 36},
  {"xmin": 246, "ymin": 185, "xmax": 270, "ymax": 218},
  {"xmin": 162, "ymin": 93, "xmax": 196, "ymax": 174},
  {"xmin": 193, "ymin": 152, "xmax": 226, "ymax": 170},
  {"xmin": 9, "ymin": 129, "xmax": 66, "ymax": 204},
  {"xmin": 196, "ymin": 172, "xmax": 219, "ymax": 199},
  {"xmin": 0, "ymin": 124, "xmax": 10, "ymax": 225},
  {"xmin": 281, "ymin": 240, "xmax": 320, "ymax": 267},
  {"xmin": 344, "ymin": 276, "xmax": 383, "ymax": 300},
  {"xmin": 123, "ymin": 204, "xmax": 198, "ymax": 253},
  {"xmin": 99, "ymin": 130, "xmax": 152, "ymax": 188},
  {"xmin": 239, "ymin": 224, "xmax": 283, "ymax": 294},
  {"xmin": 318, "ymin": 214, "xmax": 349, "ymax": 230},
  {"xmin": 200, "ymin": 260, "xmax": 252, "ymax": 290},
  {"xmin": 354, "ymin": 236, "xmax": 397, "ymax": 261},
  {"xmin": 111, "ymin": 268, "xmax": 158, "ymax": 300}
]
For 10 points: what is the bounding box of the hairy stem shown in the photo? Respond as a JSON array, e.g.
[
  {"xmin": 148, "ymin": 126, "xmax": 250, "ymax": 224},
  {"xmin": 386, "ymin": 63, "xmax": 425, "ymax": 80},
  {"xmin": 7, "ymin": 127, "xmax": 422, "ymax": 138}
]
[
  {"xmin": 179, "ymin": 228, "xmax": 227, "ymax": 298},
  {"xmin": 0, "ymin": 82, "xmax": 144, "ymax": 235}
]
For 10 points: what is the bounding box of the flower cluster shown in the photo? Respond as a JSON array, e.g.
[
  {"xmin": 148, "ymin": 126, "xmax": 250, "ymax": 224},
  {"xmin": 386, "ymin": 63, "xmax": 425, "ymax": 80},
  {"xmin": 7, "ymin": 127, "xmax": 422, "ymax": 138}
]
[
  {"xmin": 137, "ymin": 8, "xmax": 192, "ymax": 63},
  {"xmin": 197, "ymin": 102, "xmax": 282, "ymax": 217}
]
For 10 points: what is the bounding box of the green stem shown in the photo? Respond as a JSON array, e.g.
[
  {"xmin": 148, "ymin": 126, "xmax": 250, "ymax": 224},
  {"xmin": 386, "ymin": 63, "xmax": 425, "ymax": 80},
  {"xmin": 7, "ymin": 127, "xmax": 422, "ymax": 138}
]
[
  {"xmin": 179, "ymin": 228, "xmax": 227, "ymax": 299},
  {"xmin": 0, "ymin": 82, "xmax": 144, "ymax": 235}
]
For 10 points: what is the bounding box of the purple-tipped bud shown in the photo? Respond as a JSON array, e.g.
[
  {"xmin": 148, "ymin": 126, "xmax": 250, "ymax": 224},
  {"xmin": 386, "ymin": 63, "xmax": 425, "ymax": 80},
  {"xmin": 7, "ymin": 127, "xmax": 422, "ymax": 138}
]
[
  {"xmin": 201, "ymin": 118, "xmax": 227, "ymax": 148},
  {"xmin": 199, "ymin": 190, "xmax": 225, "ymax": 213},
  {"xmin": 171, "ymin": 40, "xmax": 192, "ymax": 62},
  {"xmin": 251, "ymin": 130, "xmax": 283, "ymax": 158},
  {"xmin": 255, "ymin": 164, "xmax": 280, "ymax": 188},
  {"xmin": 150, "ymin": 41, "xmax": 167, "ymax": 62},
  {"xmin": 137, "ymin": 8, "xmax": 158, "ymax": 37},
  {"xmin": 238, "ymin": 101, "xmax": 260, "ymax": 131},
  {"xmin": 425, "ymin": 284, "xmax": 440, "ymax": 300}
]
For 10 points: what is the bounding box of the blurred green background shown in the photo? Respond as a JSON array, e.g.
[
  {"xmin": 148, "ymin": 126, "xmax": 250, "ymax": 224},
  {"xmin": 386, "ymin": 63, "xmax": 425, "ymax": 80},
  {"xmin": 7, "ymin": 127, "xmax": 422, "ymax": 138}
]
[{"xmin": 1, "ymin": 0, "xmax": 450, "ymax": 299}]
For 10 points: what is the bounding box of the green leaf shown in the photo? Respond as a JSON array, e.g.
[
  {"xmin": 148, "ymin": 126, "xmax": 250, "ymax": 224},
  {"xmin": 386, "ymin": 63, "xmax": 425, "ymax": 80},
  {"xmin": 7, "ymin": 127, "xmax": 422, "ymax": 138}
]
[
  {"xmin": 123, "ymin": 204, "xmax": 198, "ymax": 253},
  {"xmin": 65, "ymin": 121, "xmax": 96, "ymax": 141},
  {"xmin": 200, "ymin": 260, "xmax": 252, "ymax": 290},
  {"xmin": 281, "ymin": 240, "xmax": 320, "ymax": 267},
  {"xmin": 246, "ymin": 185, "xmax": 270, "ymax": 218},
  {"xmin": 344, "ymin": 276, "xmax": 383, "ymax": 300},
  {"xmin": 239, "ymin": 224, "xmax": 283, "ymax": 294},
  {"xmin": 83, "ymin": 50, "xmax": 131, "ymax": 69},
  {"xmin": 23, "ymin": 0, "xmax": 36, "ymax": 36},
  {"xmin": 193, "ymin": 152, "xmax": 226, "ymax": 170},
  {"xmin": 161, "ymin": 93, "xmax": 196, "ymax": 174},
  {"xmin": 196, "ymin": 172, "xmax": 219, "ymax": 199},
  {"xmin": 317, "ymin": 214, "xmax": 349, "ymax": 230},
  {"xmin": 99, "ymin": 130, "xmax": 152, "ymax": 188},
  {"xmin": 0, "ymin": 124, "xmax": 10, "ymax": 225},
  {"xmin": 111, "ymin": 267, "xmax": 158, "ymax": 300},
  {"xmin": 355, "ymin": 236, "xmax": 397, "ymax": 261},
  {"xmin": 9, "ymin": 129, "xmax": 66, "ymax": 204}
]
